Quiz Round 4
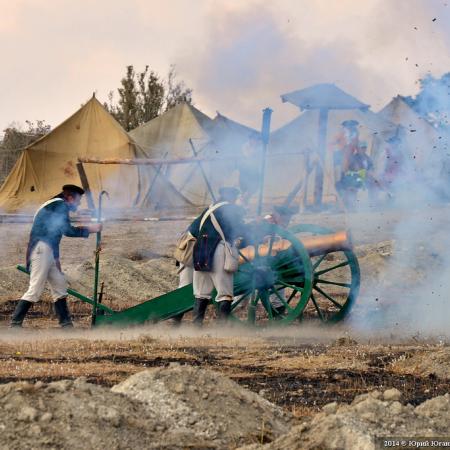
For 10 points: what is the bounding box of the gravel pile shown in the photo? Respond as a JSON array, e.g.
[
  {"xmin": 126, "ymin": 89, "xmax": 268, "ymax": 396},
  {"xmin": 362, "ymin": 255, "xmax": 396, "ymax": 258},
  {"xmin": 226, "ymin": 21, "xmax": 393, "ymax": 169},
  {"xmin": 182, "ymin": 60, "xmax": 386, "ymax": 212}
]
[
  {"xmin": 112, "ymin": 364, "xmax": 291, "ymax": 447},
  {"xmin": 64, "ymin": 255, "xmax": 178, "ymax": 307},
  {"xmin": 242, "ymin": 388, "xmax": 450, "ymax": 450},
  {"xmin": 0, "ymin": 365, "xmax": 290, "ymax": 449}
]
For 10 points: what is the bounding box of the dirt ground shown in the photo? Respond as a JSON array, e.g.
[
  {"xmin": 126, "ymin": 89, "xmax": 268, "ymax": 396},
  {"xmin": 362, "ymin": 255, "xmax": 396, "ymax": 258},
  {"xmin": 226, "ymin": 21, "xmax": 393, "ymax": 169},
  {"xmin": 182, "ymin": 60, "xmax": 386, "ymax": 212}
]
[{"xmin": 1, "ymin": 204, "xmax": 450, "ymax": 449}]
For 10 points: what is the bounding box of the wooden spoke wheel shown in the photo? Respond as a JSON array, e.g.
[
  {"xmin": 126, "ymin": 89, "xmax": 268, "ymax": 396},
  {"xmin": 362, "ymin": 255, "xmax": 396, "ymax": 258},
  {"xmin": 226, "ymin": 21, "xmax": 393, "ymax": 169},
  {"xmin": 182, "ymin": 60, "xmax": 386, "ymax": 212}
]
[
  {"xmin": 289, "ymin": 224, "xmax": 360, "ymax": 323},
  {"xmin": 224, "ymin": 224, "xmax": 314, "ymax": 325}
]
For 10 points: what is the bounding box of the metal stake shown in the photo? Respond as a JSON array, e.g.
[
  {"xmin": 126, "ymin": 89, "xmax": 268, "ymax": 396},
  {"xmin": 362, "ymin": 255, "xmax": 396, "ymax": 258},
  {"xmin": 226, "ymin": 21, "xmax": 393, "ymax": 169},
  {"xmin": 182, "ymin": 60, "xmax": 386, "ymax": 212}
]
[
  {"xmin": 92, "ymin": 190, "xmax": 109, "ymax": 326},
  {"xmin": 257, "ymin": 108, "xmax": 273, "ymax": 216}
]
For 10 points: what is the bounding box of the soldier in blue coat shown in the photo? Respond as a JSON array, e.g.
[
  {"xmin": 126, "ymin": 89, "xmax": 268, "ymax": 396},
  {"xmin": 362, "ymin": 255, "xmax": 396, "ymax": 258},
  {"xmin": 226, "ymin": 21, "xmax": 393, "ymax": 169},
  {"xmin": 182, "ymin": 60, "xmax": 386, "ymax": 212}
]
[
  {"xmin": 189, "ymin": 187, "xmax": 248, "ymax": 325},
  {"xmin": 10, "ymin": 185, "xmax": 102, "ymax": 328}
]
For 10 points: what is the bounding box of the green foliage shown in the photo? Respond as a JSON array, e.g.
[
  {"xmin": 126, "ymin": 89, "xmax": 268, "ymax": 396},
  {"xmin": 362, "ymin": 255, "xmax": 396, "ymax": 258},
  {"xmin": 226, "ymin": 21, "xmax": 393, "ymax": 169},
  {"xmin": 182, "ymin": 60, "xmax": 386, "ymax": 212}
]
[
  {"xmin": 165, "ymin": 65, "xmax": 193, "ymax": 111},
  {"xmin": 1, "ymin": 120, "xmax": 51, "ymax": 150},
  {"xmin": 105, "ymin": 65, "xmax": 193, "ymax": 131},
  {"xmin": 0, "ymin": 120, "xmax": 51, "ymax": 184}
]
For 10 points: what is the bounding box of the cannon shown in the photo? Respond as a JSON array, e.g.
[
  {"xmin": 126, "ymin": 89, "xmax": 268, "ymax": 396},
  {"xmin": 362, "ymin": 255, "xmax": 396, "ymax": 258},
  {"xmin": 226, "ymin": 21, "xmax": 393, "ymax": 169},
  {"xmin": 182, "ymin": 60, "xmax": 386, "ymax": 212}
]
[
  {"xmin": 17, "ymin": 223, "xmax": 360, "ymax": 327},
  {"xmin": 230, "ymin": 223, "xmax": 360, "ymax": 325}
]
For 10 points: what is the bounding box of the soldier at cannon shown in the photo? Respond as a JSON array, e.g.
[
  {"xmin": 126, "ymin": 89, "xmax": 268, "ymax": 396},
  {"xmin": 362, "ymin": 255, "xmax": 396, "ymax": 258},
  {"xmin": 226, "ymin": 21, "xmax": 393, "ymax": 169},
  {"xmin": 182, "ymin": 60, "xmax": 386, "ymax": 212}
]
[
  {"xmin": 263, "ymin": 205, "xmax": 298, "ymax": 228},
  {"xmin": 10, "ymin": 185, "xmax": 102, "ymax": 328},
  {"xmin": 188, "ymin": 187, "xmax": 249, "ymax": 325}
]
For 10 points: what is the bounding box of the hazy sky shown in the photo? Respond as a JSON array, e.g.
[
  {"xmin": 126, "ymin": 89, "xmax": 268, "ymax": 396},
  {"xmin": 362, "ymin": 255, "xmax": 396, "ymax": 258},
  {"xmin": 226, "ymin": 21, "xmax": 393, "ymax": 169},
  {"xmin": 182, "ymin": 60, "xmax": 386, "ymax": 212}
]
[{"xmin": 1, "ymin": 0, "xmax": 449, "ymax": 134}]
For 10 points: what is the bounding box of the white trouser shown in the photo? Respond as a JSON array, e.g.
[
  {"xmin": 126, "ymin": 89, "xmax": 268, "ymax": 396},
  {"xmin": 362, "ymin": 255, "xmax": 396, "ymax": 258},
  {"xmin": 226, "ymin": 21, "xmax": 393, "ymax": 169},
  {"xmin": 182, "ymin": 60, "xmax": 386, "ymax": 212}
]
[
  {"xmin": 193, "ymin": 242, "xmax": 233, "ymax": 302},
  {"xmin": 178, "ymin": 264, "xmax": 194, "ymax": 288},
  {"xmin": 22, "ymin": 241, "xmax": 68, "ymax": 303}
]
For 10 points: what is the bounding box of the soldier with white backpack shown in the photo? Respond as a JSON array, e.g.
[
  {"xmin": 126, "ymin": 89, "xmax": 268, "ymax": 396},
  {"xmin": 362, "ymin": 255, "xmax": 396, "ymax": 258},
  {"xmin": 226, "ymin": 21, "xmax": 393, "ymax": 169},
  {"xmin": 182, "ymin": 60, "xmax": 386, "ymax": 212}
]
[{"xmin": 187, "ymin": 187, "xmax": 248, "ymax": 325}]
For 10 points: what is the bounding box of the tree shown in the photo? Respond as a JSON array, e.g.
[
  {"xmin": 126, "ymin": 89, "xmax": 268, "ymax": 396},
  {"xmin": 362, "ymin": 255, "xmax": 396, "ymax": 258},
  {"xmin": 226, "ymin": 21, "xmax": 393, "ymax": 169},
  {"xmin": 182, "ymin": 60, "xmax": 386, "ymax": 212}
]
[
  {"xmin": 165, "ymin": 65, "xmax": 193, "ymax": 111},
  {"xmin": 105, "ymin": 65, "xmax": 193, "ymax": 131},
  {"xmin": 138, "ymin": 66, "xmax": 165, "ymax": 123},
  {"xmin": 0, "ymin": 120, "xmax": 51, "ymax": 184},
  {"xmin": 116, "ymin": 65, "xmax": 140, "ymax": 132},
  {"xmin": 1, "ymin": 120, "xmax": 51, "ymax": 150}
]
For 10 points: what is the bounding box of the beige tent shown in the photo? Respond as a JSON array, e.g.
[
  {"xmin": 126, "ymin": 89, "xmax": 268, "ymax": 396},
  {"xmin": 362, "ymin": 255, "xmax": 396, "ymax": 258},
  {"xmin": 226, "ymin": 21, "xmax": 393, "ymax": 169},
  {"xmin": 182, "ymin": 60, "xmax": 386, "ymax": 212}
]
[
  {"xmin": 378, "ymin": 96, "xmax": 440, "ymax": 164},
  {"xmin": 378, "ymin": 95, "xmax": 447, "ymax": 194},
  {"xmin": 0, "ymin": 96, "xmax": 187, "ymax": 213},
  {"xmin": 211, "ymin": 112, "xmax": 258, "ymax": 148},
  {"xmin": 130, "ymin": 102, "xmax": 215, "ymax": 158},
  {"xmin": 130, "ymin": 103, "xmax": 254, "ymax": 205},
  {"xmin": 268, "ymin": 107, "xmax": 396, "ymax": 205}
]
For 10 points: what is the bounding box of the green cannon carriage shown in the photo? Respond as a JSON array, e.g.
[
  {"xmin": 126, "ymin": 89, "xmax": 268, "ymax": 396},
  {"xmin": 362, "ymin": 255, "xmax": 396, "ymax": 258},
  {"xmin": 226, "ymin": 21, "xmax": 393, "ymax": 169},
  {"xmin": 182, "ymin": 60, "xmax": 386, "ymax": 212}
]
[{"xmin": 18, "ymin": 223, "xmax": 360, "ymax": 327}]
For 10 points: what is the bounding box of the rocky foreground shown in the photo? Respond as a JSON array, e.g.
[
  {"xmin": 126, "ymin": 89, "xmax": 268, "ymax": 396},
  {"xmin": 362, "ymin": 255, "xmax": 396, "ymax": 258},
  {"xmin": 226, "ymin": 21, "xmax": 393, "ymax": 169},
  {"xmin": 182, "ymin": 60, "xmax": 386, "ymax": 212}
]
[{"xmin": 0, "ymin": 364, "xmax": 449, "ymax": 450}]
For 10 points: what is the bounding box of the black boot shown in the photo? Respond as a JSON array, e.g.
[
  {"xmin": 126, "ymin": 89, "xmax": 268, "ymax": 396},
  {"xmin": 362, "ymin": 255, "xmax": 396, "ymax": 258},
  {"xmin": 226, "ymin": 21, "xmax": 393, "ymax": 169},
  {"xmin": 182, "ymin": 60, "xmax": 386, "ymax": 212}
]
[
  {"xmin": 171, "ymin": 312, "xmax": 184, "ymax": 326},
  {"xmin": 54, "ymin": 298, "xmax": 73, "ymax": 328},
  {"xmin": 10, "ymin": 300, "xmax": 32, "ymax": 327},
  {"xmin": 192, "ymin": 298, "xmax": 209, "ymax": 326},
  {"xmin": 218, "ymin": 301, "xmax": 232, "ymax": 322}
]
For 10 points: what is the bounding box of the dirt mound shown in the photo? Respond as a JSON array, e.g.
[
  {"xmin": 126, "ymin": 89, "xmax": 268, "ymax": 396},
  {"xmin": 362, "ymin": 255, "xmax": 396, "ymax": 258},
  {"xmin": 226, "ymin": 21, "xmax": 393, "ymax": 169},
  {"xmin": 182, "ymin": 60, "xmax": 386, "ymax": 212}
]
[
  {"xmin": 0, "ymin": 366, "xmax": 289, "ymax": 449},
  {"xmin": 0, "ymin": 378, "xmax": 174, "ymax": 450},
  {"xmin": 355, "ymin": 238, "xmax": 445, "ymax": 290},
  {"xmin": 65, "ymin": 255, "xmax": 178, "ymax": 307},
  {"xmin": 242, "ymin": 389, "xmax": 450, "ymax": 450},
  {"xmin": 392, "ymin": 347, "xmax": 450, "ymax": 379},
  {"xmin": 0, "ymin": 254, "xmax": 179, "ymax": 309},
  {"xmin": 355, "ymin": 240, "xmax": 393, "ymax": 285},
  {"xmin": 112, "ymin": 364, "xmax": 291, "ymax": 447},
  {"xmin": 0, "ymin": 266, "xmax": 31, "ymax": 300}
]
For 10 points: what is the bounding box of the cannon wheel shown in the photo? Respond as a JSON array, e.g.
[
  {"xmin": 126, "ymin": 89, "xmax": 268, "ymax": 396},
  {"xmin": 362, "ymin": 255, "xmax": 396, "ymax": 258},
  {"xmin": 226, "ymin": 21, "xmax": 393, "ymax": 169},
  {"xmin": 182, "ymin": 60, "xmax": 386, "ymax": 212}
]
[
  {"xmin": 222, "ymin": 225, "xmax": 314, "ymax": 326},
  {"xmin": 289, "ymin": 224, "xmax": 360, "ymax": 323}
]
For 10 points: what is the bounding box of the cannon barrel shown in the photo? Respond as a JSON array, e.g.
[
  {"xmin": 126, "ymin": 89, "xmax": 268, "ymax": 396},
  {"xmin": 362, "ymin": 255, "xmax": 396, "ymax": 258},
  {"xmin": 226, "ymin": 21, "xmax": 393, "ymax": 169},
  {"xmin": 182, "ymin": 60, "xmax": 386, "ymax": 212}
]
[
  {"xmin": 239, "ymin": 230, "xmax": 352, "ymax": 263},
  {"xmin": 300, "ymin": 230, "xmax": 352, "ymax": 256}
]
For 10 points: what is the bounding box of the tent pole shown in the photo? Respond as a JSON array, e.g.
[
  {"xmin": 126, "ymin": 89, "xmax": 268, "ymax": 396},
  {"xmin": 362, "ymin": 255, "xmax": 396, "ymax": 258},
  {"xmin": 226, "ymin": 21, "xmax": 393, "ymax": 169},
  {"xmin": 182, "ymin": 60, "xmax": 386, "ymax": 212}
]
[
  {"xmin": 76, "ymin": 162, "xmax": 95, "ymax": 211},
  {"xmin": 189, "ymin": 139, "xmax": 216, "ymax": 203},
  {"xmin": 257, "ymin": 108, "xmax": 273, "ymax": 216},
  {"xmin": 314, "ymin": 108, "xmax": 329, "ymax": 207},
  {"xmin": 141, "ymin": 152, "xmax": 168, "ymax": 207},
  {"xmin": 283, "ymin": 154, "xmax": 316, "ymax": 207}
]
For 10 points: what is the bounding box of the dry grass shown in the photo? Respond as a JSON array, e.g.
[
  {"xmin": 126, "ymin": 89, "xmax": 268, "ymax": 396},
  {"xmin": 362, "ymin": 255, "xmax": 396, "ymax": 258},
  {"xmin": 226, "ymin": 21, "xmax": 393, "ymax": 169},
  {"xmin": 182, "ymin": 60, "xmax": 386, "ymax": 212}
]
[{"xmin": 0, "ymin": 325, "xmax": 449, "ymax": 417}]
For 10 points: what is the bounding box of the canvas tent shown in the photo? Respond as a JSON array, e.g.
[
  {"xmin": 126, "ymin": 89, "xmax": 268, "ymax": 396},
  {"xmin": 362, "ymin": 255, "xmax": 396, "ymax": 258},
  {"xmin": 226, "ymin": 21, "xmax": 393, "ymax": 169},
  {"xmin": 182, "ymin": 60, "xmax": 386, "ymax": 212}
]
[
  {"xmin": 211, "ymin": 112, "xmax": 258, "ymax": 147},
  {"xmin": 268, "ymin": 104, "xmax": 397, "ymax": 205},
  {"xmin": 130, "ymin": 103, "xmax": 256, "ymax": 206},
  {"xmin": 0, "ymin": 96, "xmax": 188, "ymax": 213},
  {"xmin": 379, "ymin": 95, "xmax": 448, "ymax": 194},
  {"xmin": 378, "ymin": 95, "xmax": 440, "ymax": 165}
]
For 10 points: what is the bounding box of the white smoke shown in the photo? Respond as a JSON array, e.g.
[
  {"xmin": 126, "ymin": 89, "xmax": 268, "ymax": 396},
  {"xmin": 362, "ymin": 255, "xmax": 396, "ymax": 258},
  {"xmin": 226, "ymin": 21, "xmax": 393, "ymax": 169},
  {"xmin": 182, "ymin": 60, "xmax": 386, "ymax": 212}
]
[{"xmin": 177, "ymin": 0, "xmax": 450, "ymax": 129}]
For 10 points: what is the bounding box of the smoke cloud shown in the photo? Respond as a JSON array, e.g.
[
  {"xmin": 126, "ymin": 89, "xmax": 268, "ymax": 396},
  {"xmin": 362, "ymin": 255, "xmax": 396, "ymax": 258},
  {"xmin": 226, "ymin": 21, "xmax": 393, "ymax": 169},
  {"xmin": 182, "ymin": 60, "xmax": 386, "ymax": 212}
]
[
  {"xmin": 1, "ymin": 0, "xmax": 450, "ymax": 131},
  {"xmin": 177, "ymin": 0, "xmax": 450, "ymax": 128}
]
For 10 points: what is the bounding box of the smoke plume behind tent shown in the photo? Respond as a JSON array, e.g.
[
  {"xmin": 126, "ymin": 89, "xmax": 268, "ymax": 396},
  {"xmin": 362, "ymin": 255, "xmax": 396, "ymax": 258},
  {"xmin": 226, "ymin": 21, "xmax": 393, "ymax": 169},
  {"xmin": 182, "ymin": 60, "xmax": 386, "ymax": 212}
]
[{"xmin": 177, "ymin": 0, "xmax": 450, "ymax": 129}]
